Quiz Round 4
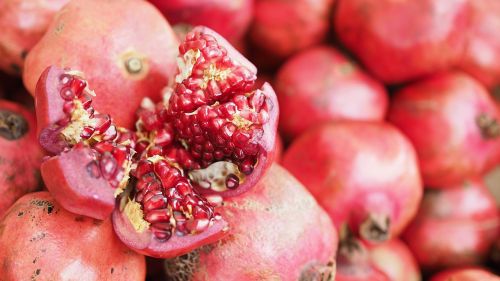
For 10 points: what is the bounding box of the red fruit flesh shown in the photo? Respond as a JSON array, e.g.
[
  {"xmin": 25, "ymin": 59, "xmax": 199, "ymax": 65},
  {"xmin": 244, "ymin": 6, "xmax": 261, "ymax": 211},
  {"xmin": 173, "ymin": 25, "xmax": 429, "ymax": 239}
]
[
  {"xmin": 430, "ymin": 268, "xmax": 500, "ymax": 281},
  {"xmin": 336, "ymin": 229, "xmax": 390, "ymax": 281},
  {"xmin": 283, "ymin": 121, "xmax": 423, "ymax": 243},
  {"xmin": 36, "ymin": 26, "xmax": 278, "ymax": 258},
  {"xmin": 164, "ymin": 165, "xmax": 338, "ymax": 281},
  {"xmin": 0, "ymin": 0, "xmax": 69, "ymax": 75},
  {"xmin": 403, "ymin": 179, "xmax": 499, "ymax": 270},
  {"xmin": 459, "ymin": 0, "xmax": 500, "ymax": 94},
  {"xmin": 0, "ymin": 100, "xmax": 43, "ymax": 217},
  {"xmin": 367, "ymin": 239, "xmax": 421, "ymax": 281},
  {"xmin": 388, "ymin": 72, "xmax": 500, "ymax": 188},
  {"xmin": 250, "ymin": 0, "xmax": 335, "ymax": 59},
  {"xmin": 149, "ymin": 0, "xmax": 253, "ymax": 43},
  {"xmin": 334, "ymin": 0, "xmax": 469, "ymax": 84},
  {"xmin": 0, "ymin": 192, "xmax": 146, "ymax": 280},
  {"xmin": 275, "ymin": 46, "xmax": 388, "ymax": 139},
  {"xmin": 23, "ymin": 0, "xmax": 179, "ymax": 128}
]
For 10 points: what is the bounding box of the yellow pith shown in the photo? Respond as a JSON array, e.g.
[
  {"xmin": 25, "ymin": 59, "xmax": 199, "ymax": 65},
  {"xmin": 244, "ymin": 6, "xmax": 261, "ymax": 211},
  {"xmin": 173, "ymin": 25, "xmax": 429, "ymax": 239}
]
[{"xmin": 124, "ymin": 200, "xmax": 150, "ymax": 233}]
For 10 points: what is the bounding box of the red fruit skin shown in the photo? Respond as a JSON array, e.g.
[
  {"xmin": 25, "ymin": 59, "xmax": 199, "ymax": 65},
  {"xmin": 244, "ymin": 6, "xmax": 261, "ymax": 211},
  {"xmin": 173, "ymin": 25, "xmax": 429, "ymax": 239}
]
[
  {"xmin": 23, "ymin": 0, "xmax": 179, "ymax": 128},
  {"xmin": 388, "ymin": 72, "xmax": 500, "ymax": 188},
  {"xmin": 149, "ymin": 0, "xmax": 253, "ymax": 43},
  {"xmin": 0, "ymin": 99, "xmax": 43, "ymax": 217},
  {"xmin": 283, "ymin": 121, "xmax": 423, "ymax": 242},
  {"xmin": 164, "ymin": 164, "xmax": 338, "ymax": 281},
  {"xmin": 334, "ymin": 0, "xmax": 469, "ymax": 84},
  {"xmin": 274, "ymin": 134, "xmax": 283, "ymax": 163},
  {"xmin": 0, "ymin": 0, "xmax": 69, "ymax": 75},
  {"xmin": 430, "ymin": 268, "xmax": 500, "ymax": 281},
  {"xmin": 403, "ymin": 179, "xmax": 499, "ymax": 270},
  {"xmin": 367, "ymin": 239, "xmax": 421, "ymax": 281},
  {"xmin": 275, "ymin": 46, "xmax": 388, "ymax": 139},
  {"xmin": 250, "ymin": 0, "xmax": 334, "ymax": 59},
  {"xmin": 459, "ymin": 0, "xmax": 500, "ymax": 93},
  {"xmin": 0, "ymin": 192, "xmax": 146, "ymax": 280}
]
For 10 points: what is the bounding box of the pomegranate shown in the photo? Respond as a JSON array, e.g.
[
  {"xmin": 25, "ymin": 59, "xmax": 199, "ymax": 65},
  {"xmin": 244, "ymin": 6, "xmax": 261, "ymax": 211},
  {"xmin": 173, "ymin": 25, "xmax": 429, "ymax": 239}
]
[
  {"xmin": 23, "ymin": 0, "xmax": 179, "ymax": 128},
  {"xmin": 335, "ymin": 228, "xmax": 390, "ymax": 281},
  {"xmin": 275, "ymin": 46, "xmax": 388, "ymax": 139},
  {"xmin": 388, "ymin": 72, "xmax": 500, "ymax": 188},
  {"xmin": 0, "ymin": 99, "xmax": 42, "ymax": 217},
  {"xmin": 430, "ymin": 268, "xmax": 500, "ymax": 281},
  {"xmin": 0, "ymin": 192, "xmax": 146, "ymax": 280},
  {"xmin": 0, "ymin": 0, "xmax": 69, "ymax": 75},
  {"xmin": 403, "ymin": 179, "xmax": 499, "ymax": 270},
  {"xmin": 282, "ymin": 121, "xmax": 423, "ymax": 243},
  {"xmin": 459, "ymin": 0, "xmax": 500, "ymax": 95},
  {"xmin": 149, "ymin": 0, "xmax": 253, "ymax": 43},
  {"xmin": 164, "ymin": 165, "xmax": 338, "ymax": 281},
  {"xmin": 334, "ymin": 0, "xmax": 469, "ymax": 84},
  {"xmin": 367, "ymin": 239, "xmax": 421, "ymax": 281},
  {"xmin": 250, "ymin": 0, "xmax": 334, "ymax": 59},
  {"xmin": 35, "ymin": 26, "xmax": 279, "ymax": 258}
]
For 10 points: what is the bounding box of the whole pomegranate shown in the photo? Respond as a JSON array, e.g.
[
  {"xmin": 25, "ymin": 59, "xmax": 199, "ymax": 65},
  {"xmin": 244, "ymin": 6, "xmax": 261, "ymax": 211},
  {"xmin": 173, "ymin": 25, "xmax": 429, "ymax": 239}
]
[
  {"xmin": 367, "ymin": 239, "xmax": 421, "ymax": 281},
  {"xmin": 0, "ymin": 0, "xmax": 69, "ymax": 75},
  {"xmin": 388, "ymin": 72, "xmax": 500, "ymax": 188},
  {"xmin": 335, "ymin": 229, "xmax": 390, "ymax": 281},
  {"xmin": 0, "ymin": 192, "xmax": 146, "ymax": 280},
  {"xmin": 403, "ymin": 179, "xmax": 499, "ymax": 270},
  {"xmin": 35, "ymin": 26, "xmax": 279, "ymax": 258},
  {"xmin": 459, "ymin": 0, "xmax": 500, "ymax": 94},
  {"xmin": 148, "ymin": 0, "xmax": 253, "ymax": 43},
  {"xmin": 250, "ymin": 0, "xmax": 334, "ymax": 59},
  {"xmin": 283, "ymin": 121, "xmax": 423, "ymax": 243},
  {"xmin": 0, "ymin": 99, "xmax": 42, "ymax": 217},
  {"xmin": 430, "ymin": 268, "xmax": 500, "ymax": 281},
  {"xmin": 334, "ymin": 0, "xmax": 469, "ymax": 84},
  {"xmin": 164, "ymin": 165, "xmax": 338, "ymax": 281},
  {"xmin": 275, "ymin": 46, "xmax": 388, "ymax": 139},
  {"xmin": 23, "ymin": 0, "xmax": 179, "ymax": 128}
]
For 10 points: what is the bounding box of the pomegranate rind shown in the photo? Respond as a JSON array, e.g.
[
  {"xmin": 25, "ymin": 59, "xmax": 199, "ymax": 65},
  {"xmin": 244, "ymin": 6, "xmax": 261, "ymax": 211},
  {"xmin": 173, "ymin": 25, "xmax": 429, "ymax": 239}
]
[
  {"xmin": 41, "ymin": 147, "xmax": 115, "ymax": 220},
  {"xmin": 112, "ymin": 206, "xmax": 229, "ymax": 258}
]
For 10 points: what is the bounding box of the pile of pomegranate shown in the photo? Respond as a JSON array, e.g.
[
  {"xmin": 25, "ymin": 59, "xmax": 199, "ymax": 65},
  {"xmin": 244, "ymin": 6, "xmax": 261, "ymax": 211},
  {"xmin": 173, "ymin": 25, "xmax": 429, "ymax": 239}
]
[{"xmin": 0, "ymin": 0, "xmax": 499, "ymax": 280}]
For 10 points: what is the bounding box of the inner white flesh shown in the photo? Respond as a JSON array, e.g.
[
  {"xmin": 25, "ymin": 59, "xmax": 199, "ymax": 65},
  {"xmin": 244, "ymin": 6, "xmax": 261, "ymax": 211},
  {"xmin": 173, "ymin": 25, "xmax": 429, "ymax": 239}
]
[{"xmin": 188, "ymin": 161, "xmax": 244, "ymax": 192}]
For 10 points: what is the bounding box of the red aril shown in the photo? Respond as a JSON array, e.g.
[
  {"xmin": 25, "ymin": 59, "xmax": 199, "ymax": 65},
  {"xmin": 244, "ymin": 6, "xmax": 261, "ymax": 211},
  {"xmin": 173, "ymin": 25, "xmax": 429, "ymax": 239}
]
[
  {"xmin": 430, "ymin": 268, "xmax": 500, "ymax": 281},
  {"xmin": 403, "ymin": 179, "xmax": 499, "ymax": 270},
  {"xmin": 275, "ymin": 46, "xmax": 388, "ymax": 139},
  {"xmin": 283, "ymin": 121, "xmax": 423, "ymax": 243},
  {"xmin": 148, "ymin": 0, "xmax": 253, "ymax": 43},
  {"xmin": 23, "ymin": 0, "xmax": 179, "ymax": 128},
  {"xmin": 0, "ymin": 192, "xmax": 146, "ymax": 280},
  {"xmin": 367, "ymin": 239, "xmax": 421, "ymax": 281},
  {"xmin": 0, "ymin": 99, "xmax": 43, "ymax": 217},
  {"xmin": 334, "ymin": 0, "xmax": 469, "ymax": 84},
  {"xmin": 388, "ymin": 72, "xmax": 500, "ymax": 187},
  {"xmin": 0, "ymin": 0, "xmax": 69, "ymax": 75},
  {"xmin": 164, "ymin": 165, "xmax": 338, "ymax": 281}
]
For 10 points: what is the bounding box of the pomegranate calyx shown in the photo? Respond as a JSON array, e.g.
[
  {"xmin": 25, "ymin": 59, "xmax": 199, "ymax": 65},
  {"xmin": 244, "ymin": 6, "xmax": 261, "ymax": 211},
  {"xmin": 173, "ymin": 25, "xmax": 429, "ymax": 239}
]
[{"xmin": 359, "ymin": 213, "xmax": 391, "ymax": 243}]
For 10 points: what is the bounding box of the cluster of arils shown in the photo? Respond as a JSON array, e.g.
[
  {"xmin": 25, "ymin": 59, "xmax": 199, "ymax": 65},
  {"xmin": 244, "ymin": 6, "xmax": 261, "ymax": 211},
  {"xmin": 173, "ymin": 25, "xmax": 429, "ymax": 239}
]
[{"xmin": 36, "ymin": 26, "xmax": 278, "ymax": 258}]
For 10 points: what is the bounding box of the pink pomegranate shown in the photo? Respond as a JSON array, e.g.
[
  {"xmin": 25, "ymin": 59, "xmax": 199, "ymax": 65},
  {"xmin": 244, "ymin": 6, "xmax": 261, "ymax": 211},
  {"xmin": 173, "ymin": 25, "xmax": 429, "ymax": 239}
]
[
  {"xmin": 35, "ymin": 26, "xmax": 279, "ymax": 258},
  {"xmin": 149, "ymin": 0, "xmax": 253, "ymax": 43},
  {"xmin": 0, "ymin": 192, "xmax": 146, "ymax": 280},
  {"xmin": 0, "ymin": 0, "xmax": 69, "ymax": 75},
  {"xmin": 23, "ymin": 0, "xmax": 179, "ymax": 128},
  {"xmin": 336, "ymin": 229, "xmax": 390, "ymax": 281},
  {"xmin": 367, "ymin": 239, "xmax": 421, "ymax": 281},
  {"xmin": 334, "ymin": 0, "xmax": 469, "ymax": 84},
  {"xmin": 459, "ymin": 0, "xmax": 500, "ymax": 95},
  {"xmin": 430, "ymin": 268, "xmax": 500, "ymax": 281},
  {"xmin": 275, "ymin": 46, "xmax": 388, "ymax": 139},
  {"xmin": 283, "ymin": 121, "xmax": 423, "ymax": 243},
  {"xmin": 250, "ymin": 0, "xmax": 335, "ymax": 59},
  {"xmin": 164, "ymin": 165, "xmax": 338, "ymax": 281},
  {"xmin": 388, "ymin": 72, "xmax": 500, "ymax": 188},
  {"xmin": 403, "ymin": 179, "xmax": 499, "ymax": 270},
  {"xmin": 0, "ymin": 99, "xmax": 43, "ymax": 217}
]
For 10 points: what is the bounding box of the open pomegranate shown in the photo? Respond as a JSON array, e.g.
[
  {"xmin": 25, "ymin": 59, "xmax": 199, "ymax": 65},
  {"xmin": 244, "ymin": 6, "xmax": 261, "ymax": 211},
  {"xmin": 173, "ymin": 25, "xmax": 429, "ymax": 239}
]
[{"xmin": 35, "ymin": 26, "xmax": 279, "ymax": 258}]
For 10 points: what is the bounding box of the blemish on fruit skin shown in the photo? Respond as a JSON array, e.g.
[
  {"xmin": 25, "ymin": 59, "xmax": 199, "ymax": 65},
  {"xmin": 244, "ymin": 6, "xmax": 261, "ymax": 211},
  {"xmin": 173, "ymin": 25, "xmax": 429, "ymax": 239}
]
[
  {"xmin": 18, "ymin": 211, "xmax": 24, "ymax": 217},
  {"xmin": 111, "ymin": 267, "xmax": 114, "ymax": 274},
  {"xmin": 74, "ymin": 216, "xmax": 85, "ymax": 222}
]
